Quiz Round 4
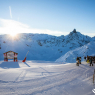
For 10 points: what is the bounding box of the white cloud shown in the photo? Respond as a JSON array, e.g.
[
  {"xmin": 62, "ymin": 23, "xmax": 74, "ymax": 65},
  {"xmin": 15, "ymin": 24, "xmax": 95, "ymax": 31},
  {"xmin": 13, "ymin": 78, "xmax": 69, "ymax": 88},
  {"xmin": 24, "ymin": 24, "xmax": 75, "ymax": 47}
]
[
  {"xmin": 0, "ymin": 18, "xmax": 66, "ymax": 36},
  {"xmin": 82, "ymin": 32, "xmax": 95, "ymax": 37},
  {"xmin": 0, "ymin": 18, "xmax": 94, "ymax": 37},
  {"xmin": 9, "ymin": 6, "xmax": 12, "ymax": 19}
]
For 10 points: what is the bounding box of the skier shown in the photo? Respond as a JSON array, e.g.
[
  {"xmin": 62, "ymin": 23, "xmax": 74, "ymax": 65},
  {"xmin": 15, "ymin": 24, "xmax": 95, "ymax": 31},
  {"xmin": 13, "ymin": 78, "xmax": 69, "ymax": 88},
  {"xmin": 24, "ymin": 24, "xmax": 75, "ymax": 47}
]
[
  {"xmin": 87, "ymin": 55, "xmax": 89, "ymax": 62},
  {"xmin": 79, "ymin": 57, "xmax": 81, "ymax": 64},
  {"xmin": 86, "ymin": 57, "xmax": 87, "ymax": 62},
  {"xmin": 90, "ymin": 57, "xmax": 93, "ymax": 66},
  {"xmin": 84, "ymin": 56, "xmax": 86, "ymax": 61},
  {"xmin": 87, "ymin": 56, "xmax": 90, "ymax": 63},
  {"xmin": 76, "ymin": 57, "xmax": 79, "ymax": 66}
]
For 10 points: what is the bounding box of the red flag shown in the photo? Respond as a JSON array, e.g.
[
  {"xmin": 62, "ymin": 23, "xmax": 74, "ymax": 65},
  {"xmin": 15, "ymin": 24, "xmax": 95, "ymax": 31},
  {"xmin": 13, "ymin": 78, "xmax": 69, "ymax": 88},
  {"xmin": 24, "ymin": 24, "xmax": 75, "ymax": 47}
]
[
  {"xmin": 22, "ymin": 51, "xmax": 29, "ymax": 62},
  {"xmin": 22, "ymin": 57, "xmax": 26, "ymax": 62}
]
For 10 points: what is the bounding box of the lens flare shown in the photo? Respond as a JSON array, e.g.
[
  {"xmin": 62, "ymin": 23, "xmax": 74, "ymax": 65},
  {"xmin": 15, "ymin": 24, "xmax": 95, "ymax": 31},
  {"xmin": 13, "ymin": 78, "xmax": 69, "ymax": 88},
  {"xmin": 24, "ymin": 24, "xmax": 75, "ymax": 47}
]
[{"xmin": 10, "ymin": 33, "xmax": 17, "ymax": 37}]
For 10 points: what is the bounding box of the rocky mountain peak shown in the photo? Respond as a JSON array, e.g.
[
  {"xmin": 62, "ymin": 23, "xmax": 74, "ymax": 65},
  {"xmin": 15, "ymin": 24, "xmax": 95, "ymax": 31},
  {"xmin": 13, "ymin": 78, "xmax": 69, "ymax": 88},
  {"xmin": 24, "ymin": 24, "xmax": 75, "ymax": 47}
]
[
  {"xmin": 73, "ymin": 29, "xmax": 76, "ymax": 33},
  {"xmin": 69, "ymin": 29, "xmax": 77, "ymax": 35}
]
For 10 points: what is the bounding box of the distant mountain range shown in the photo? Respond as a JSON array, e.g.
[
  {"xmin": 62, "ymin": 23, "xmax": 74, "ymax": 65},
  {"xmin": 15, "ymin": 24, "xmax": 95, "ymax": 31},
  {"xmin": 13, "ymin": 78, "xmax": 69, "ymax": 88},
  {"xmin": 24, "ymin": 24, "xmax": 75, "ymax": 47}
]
[{"xmin": 0, "ymin": 29, "xmax": 95, "ymax": 63}]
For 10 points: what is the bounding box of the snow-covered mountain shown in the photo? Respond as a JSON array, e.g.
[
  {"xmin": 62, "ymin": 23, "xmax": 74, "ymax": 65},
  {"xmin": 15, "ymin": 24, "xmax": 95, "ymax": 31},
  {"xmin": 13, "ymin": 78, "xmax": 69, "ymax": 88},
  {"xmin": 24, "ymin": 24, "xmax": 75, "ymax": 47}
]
[
  {"xmin": 92, "ymin": 36, "xmax": 95, "ymax": 41},
  {"xmin": 0, "ymin": 29, "xmax": 94, "ymax": 95},
  {"xmin": 56, "ymin": 41, "xmax": 95, "ymax": 63},
  {"xmin": 0, "ymin": 29, "xmax": 94, "ymax": 61}
]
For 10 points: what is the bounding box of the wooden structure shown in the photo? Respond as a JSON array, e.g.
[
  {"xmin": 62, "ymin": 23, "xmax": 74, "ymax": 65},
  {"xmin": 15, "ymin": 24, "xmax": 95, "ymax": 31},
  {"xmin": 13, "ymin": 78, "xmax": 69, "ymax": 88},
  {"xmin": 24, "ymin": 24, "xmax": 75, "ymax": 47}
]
[{"xmin": 3, "ymin": 51, "xmax": 18, "ymax": 62}]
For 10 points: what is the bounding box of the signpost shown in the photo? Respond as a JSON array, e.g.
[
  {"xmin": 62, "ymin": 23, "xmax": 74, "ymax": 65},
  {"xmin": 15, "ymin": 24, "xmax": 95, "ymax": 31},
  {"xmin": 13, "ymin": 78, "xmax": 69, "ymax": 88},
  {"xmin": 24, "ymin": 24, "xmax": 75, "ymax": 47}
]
[{"xmin": 7, "ymin": 52, "xmax": 14, "ymax": 59}]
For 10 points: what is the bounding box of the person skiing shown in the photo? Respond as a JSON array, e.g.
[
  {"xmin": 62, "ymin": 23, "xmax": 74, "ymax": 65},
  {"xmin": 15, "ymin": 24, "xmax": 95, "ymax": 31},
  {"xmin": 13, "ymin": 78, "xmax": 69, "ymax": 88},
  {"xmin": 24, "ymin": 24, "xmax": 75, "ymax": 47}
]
[
  {"xmin": 87, "ymin": 55, "xmax": 89, "ymax": 62},
  {"xmin": 87, "ymin": 56, "xmax": 90, "ymax": 63},
  {"xmin": 90, "ymin": 57, "xmax": 93, "ymax": 66},
  {"xmin": 79, "ymin": 57, "xmax": 81, "ymax": 64},
  {"xmin": 86, "ymin": 57, "xmax": 87, "ymax": 62},
  {"xmin": 84, "ymin": 56, "xmax": 86, "ymax": 61},
  {"xmin": 76, "ymin": 57, "xmax": 79, "ymax": 66}
]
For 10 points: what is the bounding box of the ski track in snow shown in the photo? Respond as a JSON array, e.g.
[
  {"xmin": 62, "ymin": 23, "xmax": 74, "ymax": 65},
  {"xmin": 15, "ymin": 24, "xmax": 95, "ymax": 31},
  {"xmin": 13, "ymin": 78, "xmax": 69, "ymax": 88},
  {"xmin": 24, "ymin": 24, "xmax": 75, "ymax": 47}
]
[{"xmin": 0, "ymin": 61, "xmax": 95, "ymax": 95}]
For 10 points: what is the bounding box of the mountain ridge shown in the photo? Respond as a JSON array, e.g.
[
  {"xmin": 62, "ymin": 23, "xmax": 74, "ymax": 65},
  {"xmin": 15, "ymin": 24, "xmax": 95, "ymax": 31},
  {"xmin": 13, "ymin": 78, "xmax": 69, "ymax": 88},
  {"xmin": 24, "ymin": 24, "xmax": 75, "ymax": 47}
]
[{"xmin": 0, "ymin": 29, "xmax": 94, "ymax": 62}]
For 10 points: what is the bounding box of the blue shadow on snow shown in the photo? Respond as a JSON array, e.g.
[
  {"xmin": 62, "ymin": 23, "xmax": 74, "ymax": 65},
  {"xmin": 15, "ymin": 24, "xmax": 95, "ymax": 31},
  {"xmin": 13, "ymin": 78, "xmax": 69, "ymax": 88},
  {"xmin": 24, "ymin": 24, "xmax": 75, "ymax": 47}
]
[
  {"xmin": 24, "ymin": 62, "xmax": 30, "ymax": 67},
  {"xmin": 0, "ymin": 61, "xmax": 20, "ymax": 69}
]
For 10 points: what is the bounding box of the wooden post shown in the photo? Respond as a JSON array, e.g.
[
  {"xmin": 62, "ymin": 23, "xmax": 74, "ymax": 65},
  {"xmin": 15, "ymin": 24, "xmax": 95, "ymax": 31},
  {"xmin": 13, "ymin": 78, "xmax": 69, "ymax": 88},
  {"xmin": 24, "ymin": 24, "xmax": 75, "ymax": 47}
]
[
  {"xmin": 94, "ymin": 69, "xmax": 95, "ymax": 74},
  {"xmin": 93, "ymin": 69, "xmax": 95, "ymax": 83}
]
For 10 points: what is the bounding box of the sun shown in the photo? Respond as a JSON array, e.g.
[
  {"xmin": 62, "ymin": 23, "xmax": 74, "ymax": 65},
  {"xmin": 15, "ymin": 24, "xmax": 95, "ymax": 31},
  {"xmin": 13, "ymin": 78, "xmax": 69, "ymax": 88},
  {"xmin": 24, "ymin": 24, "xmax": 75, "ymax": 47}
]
[
  {"xmin": 10, "ymin": 33, "xmax": 17, "ymax": 37},
  {"xmin": 9, "ymin": 33, "xmax": 18, "ymax": 40}
]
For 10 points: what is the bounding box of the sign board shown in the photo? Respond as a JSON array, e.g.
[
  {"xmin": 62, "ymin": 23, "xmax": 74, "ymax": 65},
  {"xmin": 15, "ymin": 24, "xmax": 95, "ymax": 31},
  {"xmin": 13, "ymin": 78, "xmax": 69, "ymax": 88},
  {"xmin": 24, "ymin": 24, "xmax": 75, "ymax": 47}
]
[{"xmin": 7, "ymin": 52, "xmax": 14, "ymax": 59}]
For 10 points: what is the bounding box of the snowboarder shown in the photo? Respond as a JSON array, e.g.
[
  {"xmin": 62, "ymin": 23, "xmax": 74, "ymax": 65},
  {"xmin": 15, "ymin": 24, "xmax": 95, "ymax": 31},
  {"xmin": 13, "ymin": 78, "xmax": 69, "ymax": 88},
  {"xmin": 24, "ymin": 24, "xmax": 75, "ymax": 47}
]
[{"xmin": 90, "ymin": 57, "xmax": 93, "ymax": 66}]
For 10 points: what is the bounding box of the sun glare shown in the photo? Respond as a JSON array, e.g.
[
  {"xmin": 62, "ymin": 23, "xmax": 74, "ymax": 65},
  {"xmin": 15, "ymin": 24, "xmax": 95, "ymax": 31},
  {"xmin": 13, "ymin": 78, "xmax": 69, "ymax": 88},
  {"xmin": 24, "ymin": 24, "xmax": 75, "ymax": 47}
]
[{"xmin": 10, "ymin": 33, "xmax": 17, "ymax": 37}]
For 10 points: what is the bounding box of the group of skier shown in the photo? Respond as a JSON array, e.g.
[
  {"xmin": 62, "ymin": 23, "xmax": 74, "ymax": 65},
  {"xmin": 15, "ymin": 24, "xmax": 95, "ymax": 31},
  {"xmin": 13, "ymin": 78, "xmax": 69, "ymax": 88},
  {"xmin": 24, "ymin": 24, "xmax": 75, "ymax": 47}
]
[
  {"xmin": 84, "ymin": 56, "xmax": 93, "ymax": 66},
  {"xmin": 76, "ymin": 56, "xmax": 94, "ymax": 66}
]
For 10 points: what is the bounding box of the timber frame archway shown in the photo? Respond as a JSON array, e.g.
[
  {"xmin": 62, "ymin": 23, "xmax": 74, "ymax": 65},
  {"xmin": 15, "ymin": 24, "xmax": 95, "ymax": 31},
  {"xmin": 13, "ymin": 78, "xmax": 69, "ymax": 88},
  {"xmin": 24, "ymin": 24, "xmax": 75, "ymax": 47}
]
[{"xmin": 3, "ymin": 51, "xmax": 18, "ymax": 62}]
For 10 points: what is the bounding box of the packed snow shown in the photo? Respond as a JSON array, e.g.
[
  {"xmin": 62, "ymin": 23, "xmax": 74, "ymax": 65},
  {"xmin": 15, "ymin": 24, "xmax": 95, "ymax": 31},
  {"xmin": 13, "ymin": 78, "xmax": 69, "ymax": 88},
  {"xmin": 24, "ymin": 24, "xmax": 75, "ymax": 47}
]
[{"xmin": 0, "ymin": 60, "xmax": 95, "ymax": 95}]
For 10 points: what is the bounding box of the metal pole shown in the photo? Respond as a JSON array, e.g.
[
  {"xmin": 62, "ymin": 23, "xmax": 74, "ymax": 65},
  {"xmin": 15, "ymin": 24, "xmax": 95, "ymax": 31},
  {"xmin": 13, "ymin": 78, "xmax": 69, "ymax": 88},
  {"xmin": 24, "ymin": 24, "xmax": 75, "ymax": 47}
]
[{"xmin": 25, "ymin": 51, "xmax": 29, "ymax": 57}]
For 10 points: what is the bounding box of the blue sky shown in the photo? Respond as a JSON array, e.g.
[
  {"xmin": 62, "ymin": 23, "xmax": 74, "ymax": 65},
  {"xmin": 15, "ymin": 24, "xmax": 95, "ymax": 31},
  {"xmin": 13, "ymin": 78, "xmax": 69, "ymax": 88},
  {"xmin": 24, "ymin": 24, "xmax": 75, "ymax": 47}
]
[{"xmin": 0, "ymin": 0, "xmax": 95, "ymax": 37}]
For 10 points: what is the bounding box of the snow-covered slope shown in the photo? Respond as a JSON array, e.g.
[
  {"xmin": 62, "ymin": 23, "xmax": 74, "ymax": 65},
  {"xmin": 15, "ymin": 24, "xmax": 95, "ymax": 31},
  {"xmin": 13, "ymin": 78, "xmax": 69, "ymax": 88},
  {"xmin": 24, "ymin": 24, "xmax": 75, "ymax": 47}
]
[
  {"xmin": 0, "ymin": 29, "xmax": 93, "ymax": 61},
  {"xmin": 0, "ymin": 60, "xmax": 94, "ymax": 95},
  {"xmin": 56, "ymin": 41, "xmax": 95, "ymax": 63},
  {"xmin": 92, "ymin": 36, "xmax": 95, "ymax": 41}
]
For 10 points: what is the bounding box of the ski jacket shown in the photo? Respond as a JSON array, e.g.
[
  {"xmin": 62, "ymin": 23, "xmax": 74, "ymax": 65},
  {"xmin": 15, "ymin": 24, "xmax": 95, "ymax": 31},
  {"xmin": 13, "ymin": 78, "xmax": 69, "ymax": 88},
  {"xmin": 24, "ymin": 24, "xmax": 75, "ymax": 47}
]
[{"xmin": 90, "ymin": 59, "xmax": 92, "ymax": 63}]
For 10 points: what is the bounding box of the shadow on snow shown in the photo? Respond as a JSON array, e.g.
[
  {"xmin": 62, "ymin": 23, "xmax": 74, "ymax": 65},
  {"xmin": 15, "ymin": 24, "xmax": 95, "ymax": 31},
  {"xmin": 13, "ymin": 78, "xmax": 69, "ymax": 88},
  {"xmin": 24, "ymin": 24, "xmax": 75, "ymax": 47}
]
[
  {"xmin": 24, "ymin": 62, "xmax": 30, "ymax": 67},
  {"xmin": 0, "ymin": 61, "xmax": 20, "ymax": 69}
]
